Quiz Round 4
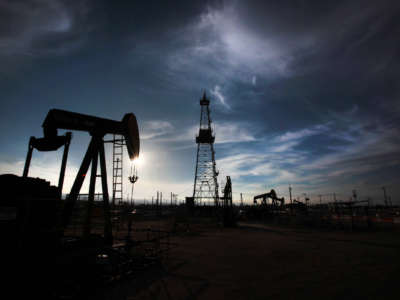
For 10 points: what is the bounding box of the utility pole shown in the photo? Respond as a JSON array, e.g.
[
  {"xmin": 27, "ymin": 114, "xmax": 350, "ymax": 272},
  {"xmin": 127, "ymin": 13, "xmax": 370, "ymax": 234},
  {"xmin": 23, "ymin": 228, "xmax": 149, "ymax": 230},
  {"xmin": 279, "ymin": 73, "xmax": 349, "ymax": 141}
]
[
  {"xmin": 240, "ymin": 193, "xmax": 243, "ymax": 207},
  {"xmin": 303, "ymin": 193, "xmax": 308, "ymax": 207},
  {"xmin": 319, "ymin": 194, "xmax": 322, "ymax": 205},
  {"xmin": 382, "ymin": 186, "xmax": 388, "ymax": 207},
  {"xmin": 289, "ymin": 184, "xmax": 293, "ymax": 215},
  {"xmin": 352, "ymin": 189, "xmax": 357, "ymax": 201},
  {"xmin": 171, "ymin": 193, "xmax": 177, "ymax": 206}
]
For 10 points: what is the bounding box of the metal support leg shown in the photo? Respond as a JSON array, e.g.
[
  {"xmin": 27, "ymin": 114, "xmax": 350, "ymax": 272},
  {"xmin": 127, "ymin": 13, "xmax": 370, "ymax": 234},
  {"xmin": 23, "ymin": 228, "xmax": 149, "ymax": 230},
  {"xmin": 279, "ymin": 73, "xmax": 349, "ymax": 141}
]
[
  {"xmin": 61, "ymin": 138, "xmax": 96, "ymax": 230},
  {"xmin": 58, "ymin": 132, "xmax": 72, "ymax": 198},
  {"xmin": 99, "ymin": 140, "xmax": 113, "ymax": 245},
  {"xmin": 22, "ymin": 137, "xmax": 35, "ymax": 178},
  {"xmin": 83, "ymin": 147, "xmax": 98, "ymax": 238}
]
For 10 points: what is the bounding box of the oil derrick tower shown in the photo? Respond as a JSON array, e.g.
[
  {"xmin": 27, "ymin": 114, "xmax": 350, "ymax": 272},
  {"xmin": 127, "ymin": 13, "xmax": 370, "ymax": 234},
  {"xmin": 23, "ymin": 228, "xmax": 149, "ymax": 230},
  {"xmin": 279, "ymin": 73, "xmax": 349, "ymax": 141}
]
[{"xmin": 193, "ymin": 92, "xmax": 219, "ymax": 206}]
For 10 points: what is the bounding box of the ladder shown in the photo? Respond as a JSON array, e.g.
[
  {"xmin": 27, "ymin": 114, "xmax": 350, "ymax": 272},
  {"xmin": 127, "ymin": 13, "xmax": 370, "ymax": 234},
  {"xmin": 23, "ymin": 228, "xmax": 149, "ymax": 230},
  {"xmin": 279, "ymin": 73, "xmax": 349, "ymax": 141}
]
[{"xmin": 112, "ymin": 134, "xmax": 125, "ymax": 207}]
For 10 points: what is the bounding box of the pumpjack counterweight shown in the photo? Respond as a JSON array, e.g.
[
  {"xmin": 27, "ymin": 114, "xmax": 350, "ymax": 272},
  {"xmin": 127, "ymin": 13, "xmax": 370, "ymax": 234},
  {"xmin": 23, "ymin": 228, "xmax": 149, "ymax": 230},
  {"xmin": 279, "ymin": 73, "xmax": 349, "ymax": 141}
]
[{"xmin": 193, "ymin": 92, "xmax": 219, "ymax": 206}]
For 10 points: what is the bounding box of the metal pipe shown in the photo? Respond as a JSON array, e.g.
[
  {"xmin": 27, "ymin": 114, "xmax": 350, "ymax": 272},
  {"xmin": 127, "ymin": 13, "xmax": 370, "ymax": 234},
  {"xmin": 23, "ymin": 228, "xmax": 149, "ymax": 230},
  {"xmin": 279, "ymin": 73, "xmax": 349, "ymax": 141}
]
[
  {"xmin": 61, "ymin": 138, "xmax": 96, "ymax": 229},
  {"xmin": 83, "ymin": 145, "xmax": 98, "ymax": 238},
  {"xmin": 22, "ymin": 137, "xmax": 35, "ymax": 177},
  {"xmin": 58, "ymin": 132, "xmax": 71, "ymax": 197},
  {"xmin": 99, "ymin": 140, "xmax": 113, "ymax": 245}
]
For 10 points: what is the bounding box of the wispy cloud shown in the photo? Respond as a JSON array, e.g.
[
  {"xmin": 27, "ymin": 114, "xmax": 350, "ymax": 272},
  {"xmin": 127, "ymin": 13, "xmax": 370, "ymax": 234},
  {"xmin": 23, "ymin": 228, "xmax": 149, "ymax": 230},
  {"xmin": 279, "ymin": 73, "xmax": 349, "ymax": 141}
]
[
  {"xmin": 161, "ymin": 1, "xmax": 301, "ymax": 96},
  {"xmin": 275, "ymin": 124, "xmax": 330, "ymax": 143},
  {"xmin": 141, "ymin": 120, "xmax": 174, "ymax": 140},
  {"xmin": 217, "ymin": 152, "xmax": 298, "ymax": 191},
  {"xmin": 154, "ymin": 121, "xmax": 256, "ymax": 145},
  {"xmin": 268, "ymin": 141, "xmax": 299, "ymax": 153},
  {"xmin": 215, "ymin": 114, "xmax": 400, "ymax": 203},
  {"xmin": 251, "ymin": 76, "xmax": 257, "ymax": 86},
  {"xmin": 195, "ymin": 4, "xmax": 295, "ymax": 76},
  {"xmin": 214, "ymin": 122, "xmax": 256, "ymax": 143},
  {"xmin": 210, "ymin": 85, "xmax": 230, "ymax": 109}
]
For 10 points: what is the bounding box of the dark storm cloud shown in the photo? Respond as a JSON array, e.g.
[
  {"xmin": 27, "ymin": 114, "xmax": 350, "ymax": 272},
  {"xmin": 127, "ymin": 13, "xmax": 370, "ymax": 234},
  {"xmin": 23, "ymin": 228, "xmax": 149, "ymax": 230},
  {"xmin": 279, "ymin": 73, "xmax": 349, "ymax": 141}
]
[
  {"xmin": 0, "ymin": 0, "xmax": 102, "ymax": 54},
  {"xmin": 121, "ymin": 0, "xmax": 399, "ymax": 124},
  {"xmin": 106, "ymin": 1, "xmax": 215, "ymax": 36}
]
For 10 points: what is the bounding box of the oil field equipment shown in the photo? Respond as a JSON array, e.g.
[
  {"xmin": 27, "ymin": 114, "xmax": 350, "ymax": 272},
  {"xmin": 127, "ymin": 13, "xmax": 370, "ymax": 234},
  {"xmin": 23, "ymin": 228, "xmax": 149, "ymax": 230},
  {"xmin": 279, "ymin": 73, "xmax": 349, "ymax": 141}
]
[
  {"xmin": 128, "ymin": 165, "xmax": 139, "ymax": 204},
  {"xmin": 44, "ymin": 109, "xmax": 139, "ymax": 243},
  {"xmin": 2, "ymin": 109, "xmax": 140, "ymax": 298},
  {"xmin": 23, "ymin": 131, "xmax": 71, "ymax": 197},
  {"xmin": 112, "ymin": 134, "xmax": 125, "ymax": 207},
  {"xmin": 254, "ymin": 189, "xmax": 285, "ymax": 215},
  {"xmin": 17, "ymin": 109, "xmax": 140, "ymax": 245},
  {"xmin": 193, "ymin": 92, "xmax": 220, "ymax": 206},
  {"xmin": 221, "ymin": 176, "xmax": 236, "ymax": 227},
  {"xmin": 253, "ymin": 189, "xmax": 285, "ymax": 207}
]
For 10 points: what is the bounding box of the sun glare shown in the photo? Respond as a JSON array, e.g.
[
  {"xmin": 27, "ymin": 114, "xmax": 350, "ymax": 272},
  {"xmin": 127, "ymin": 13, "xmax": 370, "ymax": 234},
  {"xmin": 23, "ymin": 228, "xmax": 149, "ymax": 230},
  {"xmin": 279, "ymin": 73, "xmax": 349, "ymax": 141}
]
[{"xmin": 133, "ymin": 154, "xmax": 145, "ymax": 166}]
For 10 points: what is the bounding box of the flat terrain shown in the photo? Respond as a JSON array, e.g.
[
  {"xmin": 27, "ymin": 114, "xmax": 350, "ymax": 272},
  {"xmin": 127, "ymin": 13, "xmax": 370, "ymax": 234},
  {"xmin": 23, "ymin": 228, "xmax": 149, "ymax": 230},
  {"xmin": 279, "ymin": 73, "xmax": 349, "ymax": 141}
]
[{"xmin": 97, "ymin": 222, "xmax": 400, "ymax": 300}]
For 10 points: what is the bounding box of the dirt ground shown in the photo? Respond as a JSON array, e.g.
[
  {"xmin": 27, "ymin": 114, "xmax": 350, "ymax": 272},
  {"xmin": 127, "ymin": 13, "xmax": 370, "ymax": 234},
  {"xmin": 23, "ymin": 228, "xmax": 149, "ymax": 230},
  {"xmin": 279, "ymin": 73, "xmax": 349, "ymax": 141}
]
[{"xmin": 96, "ymin": 221, "xmax": 400, "ymax": 300}]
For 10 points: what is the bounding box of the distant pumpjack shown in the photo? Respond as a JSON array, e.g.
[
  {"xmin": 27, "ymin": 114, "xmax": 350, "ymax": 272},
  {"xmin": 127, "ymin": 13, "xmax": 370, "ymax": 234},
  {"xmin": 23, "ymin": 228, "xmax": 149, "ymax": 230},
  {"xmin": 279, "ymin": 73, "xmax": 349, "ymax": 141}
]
[
  {"xmin": 192, "ymin": 92, "xmax": 219, "ymax": 206},
  {"xmin": 253, "ymin": 189, "xmax": 285, "ymax": 207}
]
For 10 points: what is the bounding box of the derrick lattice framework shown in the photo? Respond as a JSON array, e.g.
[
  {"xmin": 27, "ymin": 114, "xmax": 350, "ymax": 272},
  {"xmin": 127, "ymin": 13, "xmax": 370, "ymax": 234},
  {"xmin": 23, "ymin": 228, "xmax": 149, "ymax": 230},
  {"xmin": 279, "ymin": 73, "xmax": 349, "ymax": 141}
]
[{"xmin": 193, "ymin": 92, "xmax": 219, "ymax": 206}]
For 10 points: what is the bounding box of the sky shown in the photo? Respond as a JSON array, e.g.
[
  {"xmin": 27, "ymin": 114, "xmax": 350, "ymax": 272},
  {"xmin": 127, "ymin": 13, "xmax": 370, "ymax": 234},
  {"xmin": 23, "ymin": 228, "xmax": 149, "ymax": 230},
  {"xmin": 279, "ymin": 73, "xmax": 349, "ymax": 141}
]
[{"xmin": 0, "ymin": 0, "xmax": 399, "ymax": 205}]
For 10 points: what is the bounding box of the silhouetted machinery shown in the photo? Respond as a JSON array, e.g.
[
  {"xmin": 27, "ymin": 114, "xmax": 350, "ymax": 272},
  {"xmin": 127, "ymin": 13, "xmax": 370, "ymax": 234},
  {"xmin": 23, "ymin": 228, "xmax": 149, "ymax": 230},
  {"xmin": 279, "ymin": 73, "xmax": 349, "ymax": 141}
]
[
  {"xmin": 221, "ymin": 176, "xmax": 236, "ymax": 227},
  {"xmin": 253, "ymin": 189, "xmax": 285, "ymax": 207},
  {"xmin": 330, "ymin": 199, "xmax": 370, "ymax": 215},
  {"xmin": 290, "ymin": 199, "xmax": 308, "ymax": 214},
  {"xmin": 21, "ymin": 109, "xmax": 140, "ymax": 244},
  {"xmin": 1, "ymin": 109, "xmax": 140, "ymax": 297}
]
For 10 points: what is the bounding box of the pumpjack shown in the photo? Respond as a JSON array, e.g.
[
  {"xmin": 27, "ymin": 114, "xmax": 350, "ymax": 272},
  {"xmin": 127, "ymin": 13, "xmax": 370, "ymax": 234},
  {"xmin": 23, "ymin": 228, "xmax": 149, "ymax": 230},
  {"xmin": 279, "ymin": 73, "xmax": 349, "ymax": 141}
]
[
  {"xmin": 22, "ymin": 109, "xmax": 139, "ymax": 243},
  {"xmin": 1, "ymin": 109, "xmax": 140, "ymax": 298},
  {"xmin": 253, "ymin": 189, "xmax": 285, "ymax": 207},
  {"xmin": 243, "ymin": 189, "xmax": 285, "ymax": 219}
]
